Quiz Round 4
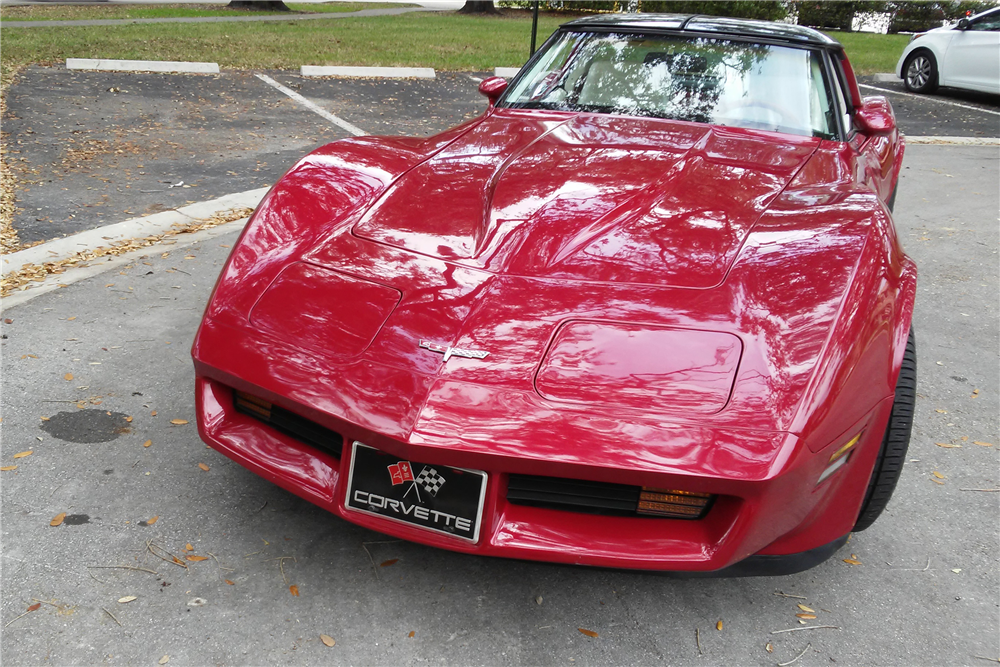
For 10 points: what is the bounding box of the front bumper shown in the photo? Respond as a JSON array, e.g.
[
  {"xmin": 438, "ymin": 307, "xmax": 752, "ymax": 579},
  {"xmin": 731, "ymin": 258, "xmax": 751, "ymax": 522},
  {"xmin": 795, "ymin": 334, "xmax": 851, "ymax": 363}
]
[{"xmin": 194, "ymin": 346, "xmax": 887, "ymax": 573}]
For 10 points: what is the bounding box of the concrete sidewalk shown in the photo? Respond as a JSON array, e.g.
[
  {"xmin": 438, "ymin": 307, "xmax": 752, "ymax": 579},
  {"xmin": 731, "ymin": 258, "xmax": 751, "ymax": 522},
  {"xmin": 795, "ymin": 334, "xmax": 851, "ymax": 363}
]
[{"xmin": 0, "ymin": 5, "xmax": 438, "ymax": 28}]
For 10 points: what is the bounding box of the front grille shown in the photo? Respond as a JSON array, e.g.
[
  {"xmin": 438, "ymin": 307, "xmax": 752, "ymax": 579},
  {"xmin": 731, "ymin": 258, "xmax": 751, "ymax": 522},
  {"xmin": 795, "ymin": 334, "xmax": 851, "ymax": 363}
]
[
  {"xmin": 507, "ymin": 474, "xmax": 712, "ymax": 520},
  {"xmin": 233, "ymin": 390, "xmax": 343, "ymax": 459}
]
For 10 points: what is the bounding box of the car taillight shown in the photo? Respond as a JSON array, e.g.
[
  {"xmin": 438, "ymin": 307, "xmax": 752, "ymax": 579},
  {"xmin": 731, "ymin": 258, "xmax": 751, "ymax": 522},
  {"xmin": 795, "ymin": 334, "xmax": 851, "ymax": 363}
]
[
  {"xmin": 817, "ymin": 431, "xmax": 863, "ymax": 485},
  {"xmin": 637, "ymin": 488, "xmax": 713, "ymax": 518}
]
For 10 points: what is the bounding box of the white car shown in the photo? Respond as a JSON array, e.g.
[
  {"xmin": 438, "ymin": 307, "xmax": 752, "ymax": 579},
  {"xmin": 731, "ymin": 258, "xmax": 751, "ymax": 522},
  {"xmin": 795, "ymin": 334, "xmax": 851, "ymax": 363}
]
[{"xmin": 896, "ymin": 6, "xmax": 1000, "ymax": 94}]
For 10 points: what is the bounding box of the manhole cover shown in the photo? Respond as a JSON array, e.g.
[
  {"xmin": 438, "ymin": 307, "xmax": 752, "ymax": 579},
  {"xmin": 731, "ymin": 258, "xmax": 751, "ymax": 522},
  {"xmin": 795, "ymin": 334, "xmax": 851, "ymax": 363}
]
[{"xmin": 40, "ymin": 409, "xmax": 131, "ymax": 443}]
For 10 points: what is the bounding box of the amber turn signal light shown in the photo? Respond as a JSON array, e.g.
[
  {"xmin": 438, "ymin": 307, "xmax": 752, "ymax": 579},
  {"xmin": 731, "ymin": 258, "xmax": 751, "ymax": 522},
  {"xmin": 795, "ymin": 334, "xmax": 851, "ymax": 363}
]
[
  {"xmin": 636, "ymin": 488, "xmax": 713, "ymax": 519},
  {"xmin": 817, "ymin": 431, "xmax": 863, "ymax": 485},
  {"xmin": 234, "ymin": 390, "xmax": 272, "ymax": 420}
]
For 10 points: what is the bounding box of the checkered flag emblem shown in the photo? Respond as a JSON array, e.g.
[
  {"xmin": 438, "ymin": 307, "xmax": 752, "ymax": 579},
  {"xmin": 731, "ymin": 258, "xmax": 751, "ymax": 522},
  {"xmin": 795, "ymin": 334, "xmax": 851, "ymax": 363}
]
[{"xmin": 415, "ymin": 466, "xmax": 446, "ymax": 497}]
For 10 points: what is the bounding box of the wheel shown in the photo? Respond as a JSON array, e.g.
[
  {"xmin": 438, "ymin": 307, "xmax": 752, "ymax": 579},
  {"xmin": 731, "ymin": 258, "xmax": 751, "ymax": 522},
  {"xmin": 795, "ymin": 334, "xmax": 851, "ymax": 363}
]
[
  {"xmin": 853, "ymin": 328, "xmax": 916, "ymax": 531},
  {"xmin": 903, "ymin": 51, "xmax": 938, "ymax": 94}
]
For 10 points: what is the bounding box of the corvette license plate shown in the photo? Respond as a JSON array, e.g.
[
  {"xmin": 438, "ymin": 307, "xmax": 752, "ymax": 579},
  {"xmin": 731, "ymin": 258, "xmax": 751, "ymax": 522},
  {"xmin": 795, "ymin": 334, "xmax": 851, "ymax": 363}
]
[{"xmin": 345, "ymin": 442, "xmax": 487, "ymax": 543}]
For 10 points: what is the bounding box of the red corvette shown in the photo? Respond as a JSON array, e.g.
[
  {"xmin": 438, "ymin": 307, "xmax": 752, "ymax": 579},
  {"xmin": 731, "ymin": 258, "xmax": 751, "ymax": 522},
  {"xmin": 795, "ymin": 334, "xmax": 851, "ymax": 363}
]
[{"xmin": 193, "ymin": 14, "xmax": 916, "ymax": 575}]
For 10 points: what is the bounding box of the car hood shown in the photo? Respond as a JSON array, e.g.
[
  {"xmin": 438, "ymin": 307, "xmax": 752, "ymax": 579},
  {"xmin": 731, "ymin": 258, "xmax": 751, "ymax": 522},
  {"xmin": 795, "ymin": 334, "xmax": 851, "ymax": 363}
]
[{"xmin": 349, "ymin": 111, "xmax": 819, "ymax": 288}]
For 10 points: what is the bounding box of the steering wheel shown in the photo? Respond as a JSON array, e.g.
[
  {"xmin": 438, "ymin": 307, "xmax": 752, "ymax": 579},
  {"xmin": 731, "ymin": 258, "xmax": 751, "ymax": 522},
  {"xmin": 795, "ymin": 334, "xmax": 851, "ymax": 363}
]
[{"xmin": 716, "ymin": 100, "xmax": 796, "ymax": 128}]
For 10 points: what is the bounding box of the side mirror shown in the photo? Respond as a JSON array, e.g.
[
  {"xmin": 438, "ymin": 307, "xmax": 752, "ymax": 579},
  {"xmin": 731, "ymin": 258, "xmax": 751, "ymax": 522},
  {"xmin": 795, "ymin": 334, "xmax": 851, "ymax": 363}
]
[
  {"xmin": 854, "ymin": 96, "xmax": 896, "ymax": 135},
  {"xmin": 957, "ymin": 17, "xmax": 970, "ymax": 29},
  {"xmin": 478, "ymin": 76, "xmax": 508, "ymax": 105}
]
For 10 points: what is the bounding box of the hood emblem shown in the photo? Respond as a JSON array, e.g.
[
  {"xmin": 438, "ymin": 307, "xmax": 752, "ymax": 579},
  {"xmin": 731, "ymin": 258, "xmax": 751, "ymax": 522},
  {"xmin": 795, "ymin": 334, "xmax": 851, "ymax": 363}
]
[{"xmin": 419, "ymin": 340, "xmax": 489, "ymax": 362}]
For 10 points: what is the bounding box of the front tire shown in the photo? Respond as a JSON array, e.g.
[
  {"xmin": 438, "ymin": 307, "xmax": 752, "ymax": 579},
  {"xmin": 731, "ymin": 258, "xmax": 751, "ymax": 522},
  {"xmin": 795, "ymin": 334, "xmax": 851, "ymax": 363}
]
[
  {"xmin": 853, "ymin": 329, "xmax": 916, "ymax": 531},
  {"xmin": 903, "ymin": 51, "xmax": 938, "ymax": 93}
]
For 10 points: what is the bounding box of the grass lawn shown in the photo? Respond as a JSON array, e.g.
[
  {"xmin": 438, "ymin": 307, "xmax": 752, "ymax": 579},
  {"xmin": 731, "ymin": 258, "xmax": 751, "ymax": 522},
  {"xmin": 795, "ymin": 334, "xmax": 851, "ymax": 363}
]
[
  {"xmin": 823, "ymin": 30, "xmax": 910, "ymax": 75},
  {"xmin": 1, "ymin": 11, "xmax": 906, "ymax": 86},
  {"xmin": 0, "ymin": 2, "xmax": 415, "ymax": 21},
  {"xmin": 0, "ymin": 12, "xmax": 564, "ymax": 83}
]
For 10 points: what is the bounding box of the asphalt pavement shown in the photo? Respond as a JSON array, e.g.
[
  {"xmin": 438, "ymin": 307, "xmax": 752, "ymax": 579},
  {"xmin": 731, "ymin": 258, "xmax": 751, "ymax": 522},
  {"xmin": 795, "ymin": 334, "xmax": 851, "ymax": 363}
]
[
  {"xmin": 1, "ymin": 69, "xmax": 998, "ymax": 666},
  {"xmin": 5, "ymin": 68, "xmax": 998, "ymax": 247},
  {"xmin": 4, "ymin": 68, "xmax": 485, "ymax": 246}
]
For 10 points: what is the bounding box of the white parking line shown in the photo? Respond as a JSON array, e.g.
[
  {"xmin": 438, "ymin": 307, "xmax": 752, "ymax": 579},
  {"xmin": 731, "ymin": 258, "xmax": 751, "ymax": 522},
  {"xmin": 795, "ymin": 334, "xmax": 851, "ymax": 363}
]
[
  {"xmin": 255, "ymin": 73, "xmax": 367, "ymax": 136},
  {"xmin": 859, "ymin": 83, "xmax": 1000, "ymax": 117}
]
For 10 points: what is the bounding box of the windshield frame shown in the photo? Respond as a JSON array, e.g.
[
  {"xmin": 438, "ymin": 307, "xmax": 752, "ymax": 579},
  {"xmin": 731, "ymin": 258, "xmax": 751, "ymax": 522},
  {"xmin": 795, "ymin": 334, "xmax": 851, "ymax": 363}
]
[{"xmin": 497, "ymin": 26, "xmax": 849, "ymax": 142}]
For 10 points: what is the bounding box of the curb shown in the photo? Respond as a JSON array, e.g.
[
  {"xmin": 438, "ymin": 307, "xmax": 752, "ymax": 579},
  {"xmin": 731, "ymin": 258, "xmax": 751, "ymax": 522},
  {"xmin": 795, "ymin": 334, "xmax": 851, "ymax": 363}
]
[
  {"xmin": 906, "ymin": 136, "xmax": 1000, "ymax": 146},
  {"xmin": 301, "ymin": 66, "xmax": 435, "ymax": 79},
  {"xmin": 0, "ymin": 216, "xmax": 250, "ymax": 311},
  {"xmin": 67, "ymin": 58, "xmax": 220, "ymax": 74},
  {"xmin": 2, "ymin": 187, "xmax": 269, "ymax": 276},
  {"xmin": 872, "ymin": 72, "xmax": 898, "ymax": 83},
  {"xmin": 494, "ymin": 67, "xmax": 521, "ymax": 78}
]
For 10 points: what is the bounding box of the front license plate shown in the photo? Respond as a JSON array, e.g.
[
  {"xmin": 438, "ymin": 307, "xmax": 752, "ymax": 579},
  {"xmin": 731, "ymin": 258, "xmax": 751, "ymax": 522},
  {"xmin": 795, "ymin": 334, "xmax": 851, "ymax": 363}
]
[{"xmin": 345, "ymin": 442, "xmax": 487, "ymax": 543}]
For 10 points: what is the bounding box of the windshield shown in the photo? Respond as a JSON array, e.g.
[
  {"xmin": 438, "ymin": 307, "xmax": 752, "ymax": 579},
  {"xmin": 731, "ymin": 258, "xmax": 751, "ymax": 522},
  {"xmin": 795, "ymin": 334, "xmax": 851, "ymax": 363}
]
[{"xmin": 501, "ymin": 31, "xmax": 838, "ymax": 139}]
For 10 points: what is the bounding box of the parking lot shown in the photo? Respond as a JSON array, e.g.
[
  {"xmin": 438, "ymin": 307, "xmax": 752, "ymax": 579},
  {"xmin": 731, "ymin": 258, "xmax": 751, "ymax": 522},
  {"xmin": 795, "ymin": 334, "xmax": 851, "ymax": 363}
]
[{"xmin": 1, "ymin": 66, "xmax": 998, "ymax": 666}]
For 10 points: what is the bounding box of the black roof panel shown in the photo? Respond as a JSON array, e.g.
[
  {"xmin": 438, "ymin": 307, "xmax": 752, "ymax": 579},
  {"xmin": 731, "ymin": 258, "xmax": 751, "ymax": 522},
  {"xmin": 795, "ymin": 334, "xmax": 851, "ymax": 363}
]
[{"xmin": 561, "ymin": 13, "xmax": 842, "ymax": 49}]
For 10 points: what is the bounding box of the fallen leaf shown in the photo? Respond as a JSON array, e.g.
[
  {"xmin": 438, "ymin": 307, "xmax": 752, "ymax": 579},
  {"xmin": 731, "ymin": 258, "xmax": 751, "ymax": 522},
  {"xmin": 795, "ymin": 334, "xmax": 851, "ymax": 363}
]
[
  {"xmin": 931, "ymin": 478, "xmax": 945, "ymax": 485},
  {"xmin": 151, "ymin": 410, "xmax": 157, "ymax": 416},
  {"xmin": 289, "ymin": 585, "xmax": 299, "ymax": 597},
  {"xmin": 224, "ymin": 579, "xmax": 235, "ymax": 586},
  {"xmin": 172, "ymin": 556, "xmax": 185, "ymax": 566},
  {"xmin": 3, "ymin": 318, "xmax": 11, "ymax": 324},
  {"xmin": 843, "ymin": 558, "xmax": 862, "ymax": 565},
  {"xmin": 125, "ymin": 416, "xmax": 133, "ymax": 423},
  {"xmin": 932, "ymin": 471, "xmax": 945, "ymax": 479},
  {"xmin": 198, "ymin": 463, "xmax": 210, "ymax": 472},
  {"xmin": 146, "ymin": 515, "xmax": 159, "ymax": 525},
  {"xmin": 796, "ymin": 613, "xmax": 817, "ymax": 619},
  {"xmin": 765, "ymin": 642, "xmax": 774, "ymax": 653},
  {"xmin": 716, "ymin": 621, "xmax": 723, "ymax": 631},
  {"xmin": 320, "ymin": 634, "xmax": 336, "ymax": 647},
  {"xmin": 13, "ymin": 450, "xmax": 32, "ymax": 459},
  {"xmin": 408, "ymin": 630, "xmax": 415, "ymax": 638},
  {"xmin": 974, "ymin": 441, "xmax": 994, "ymax": 447},
  {"xmin": 170, "ymin": 419, "xmax": 188, "ymax": 425},
  {"xmin": 50, "ymin": 512, "xmax": 66, "ymax": 527},
  {"xmin": 186, "ymin": 555, "xmax": 209, "ymax": 562},
  {"xmin": 380, "ymin": 558, "xmax": 399, "ymax": 567},
  {"xmin": 797, "ymin": 604, "xmax": 815, "ymax": 612},
  {"xmin": 64, "ymin": 373, "xmax": 73, "ymax": 381},
  {"xmin": 971, "ymin": 389, "xmax": 979, "ymax": 397},
  {"xmin": 935, "ymin": 409, "xmax": 947, "ymax": 414},
  {"xmin": 578, "ymin": 628, "xmax": 599, "ymax": 638},
  {"xmin": 185, "ymin": 543, "xmax": 194, "ymax": 551},
  {"xmin": 67, "ymin": 316, "xmax": 76, "ymax": 321},
  {"xmin": 118, "ymin": 596, "xmax": 137, "ymax": 603},
  {"xmin": 159, "ymin": 657, "xmax": 169, "ymax": 665},
  {"xmin": 27, "ymin": 603, "xmax": 41, "ymax": 612},
  {"xmin": 951, "ymin": 568, "xmax": 962, "ymax": 574},
  {"xmin": 935, "ymin": 442, "xmax": 961, "ymax": 448},
  {"xmin": 961, "ymin": 436, "xmax": 969, "ymax": 441},
  {"xmin": 143, "ymin": 440, "xmax": 152, "ymax": 448},
  {"xmin": 0, "ymin": 466, "xmax": 17, "ymax": 471},
  {"xmin": 40, "ymin": 416, "xmax": 49, "ymax": 421}
]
